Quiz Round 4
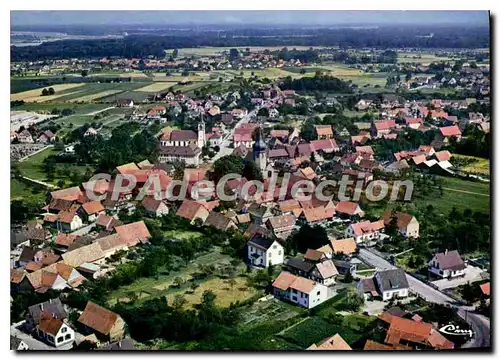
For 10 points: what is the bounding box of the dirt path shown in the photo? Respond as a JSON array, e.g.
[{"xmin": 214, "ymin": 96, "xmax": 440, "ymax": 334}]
[
  {"xmin": 86, "ymin": 106, "xmax": 115, "ymax": 116},
  {"xmin": 442, "ymin": 187, "xmax": 489, "ymax": 197}
]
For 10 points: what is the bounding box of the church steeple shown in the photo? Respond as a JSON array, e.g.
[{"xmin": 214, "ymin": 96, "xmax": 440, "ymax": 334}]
[
  {"xmin": 197, "ymin": 116, "xmax": 206, "ymax": 149},
  {"xmin": 253, "ymin": 127, "xmax": 267, "ymax": 178}
]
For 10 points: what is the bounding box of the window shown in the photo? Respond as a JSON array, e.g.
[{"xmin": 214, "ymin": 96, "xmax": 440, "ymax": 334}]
[
  {"xmin": 317, "ymin": 291, "xmax": 320, "ymax": 295},
  {"xmin": 273, "ymin": 244, "xmax": 277, "ymax": 249},
  {"xmin": 65, "ymin": 334, "xmax": 71, "ymax": 340},
  {"xmin": 278, "ymin": 251, "xmax": 282, "ymax": 255},
  {"xmin": 61, "ymin": 327, "xmax": 67, "ymax": 333},
  {"xmin": 57, "ymin": 336, "xmax": 63, "ymax": 343}
]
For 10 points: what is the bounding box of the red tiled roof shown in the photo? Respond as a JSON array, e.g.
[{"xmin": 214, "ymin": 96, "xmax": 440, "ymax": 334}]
[
  {"xmin": 115, "ymin": 221, "xmax": 151, "ymax": 246},
  {"xmin": 78, "ymin": 301, "xmax": 120, "ymax": 336},
  {"xmin": 335, "ymin": 201, "xmax": 361, "ymax": 215},
  {"xmin": 480, "ymin": 282, "xmax": 490, "ymax": 296},
  {"xmin": 439, "ymin": 126, "xmax": 462, "ymax": 137},
  {"xmin": 82, "ymin": 201, "xmax": 105, "ymax": 215}
]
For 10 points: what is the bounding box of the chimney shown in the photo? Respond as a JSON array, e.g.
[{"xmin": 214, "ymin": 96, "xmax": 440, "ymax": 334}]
[{"xmin": 41, "ymin": 304, "xmax": 43, "ymax": 311}]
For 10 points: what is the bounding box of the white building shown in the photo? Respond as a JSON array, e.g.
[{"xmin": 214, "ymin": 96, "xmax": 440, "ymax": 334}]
[
  {"xmin": 428, "ymin": 250, "xmax": 466, "ymax": 278},
  {"xmin": 36, "ymin": 314, "xmax": 75, "ymax": 348},
  {"xmin": 374, "ymin": 269, "xmax": 409, "ymax": 301},
  {"xmin": 272, "ymin": 271, "xmax": 329, "ymax": 309},
  {"xmin": 345, "ymin": 220, "xmax": 385, "ymax": 243},
  {"xmin": 247, "ymin": 236, "xmax": 284, "ymax": 268}
]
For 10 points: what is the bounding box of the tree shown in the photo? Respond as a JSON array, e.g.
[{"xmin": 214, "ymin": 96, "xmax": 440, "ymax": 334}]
[
  {"xmin": 41, "ymin": 88, "xmax": 49, "ymax": 96},
  {"xmin": 173, "ymin": 277, "xmax": 185, "ymax": 288},
  {"xmin": 257, "ymin": 107, "xmax": 269, "ymax": 117},
  {"xmin": 81, "ymin": 69, "xmax": 89, "ymax": 77},
  {"xmin": 48, "ymin": 87, "xmax": 55, "ymax": 95},
  {"xmin": 300, "ymin": 119, "xmax": 316, "ymax": 142},
  {"xmin": 172, "ymin": 49, "xmax": 179, "ymax": 58},
  {"xmin": 290, "ymin": 224, "xmax": 329, "ymax": 253},
  {"xmin": 229, "ymin": 48, "xmax": 240, "ymax": 60},
  {"xmin": 172, "ymin": 294, "xmax": 187, "ymax": 310}
]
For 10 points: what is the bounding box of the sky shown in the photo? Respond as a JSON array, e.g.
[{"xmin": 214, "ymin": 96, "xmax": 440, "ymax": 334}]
[{"xmin": 11, "ymin": 10, "xmax": 490, "ymax": 27}]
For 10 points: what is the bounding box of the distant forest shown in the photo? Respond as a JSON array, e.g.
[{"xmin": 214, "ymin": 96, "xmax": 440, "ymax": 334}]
[{"xmin": 11, "ymin": 25, "xmax": 490, "ymax": 61}]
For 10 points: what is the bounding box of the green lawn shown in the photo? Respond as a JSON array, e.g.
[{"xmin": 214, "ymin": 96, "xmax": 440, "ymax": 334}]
[
  {"xmin": 10, "ymin": 178, "xmax": 46, "ymax": 202},
  {"xmin": 163, "ymin": 230, "xmax": 204, "ymax": 240}
]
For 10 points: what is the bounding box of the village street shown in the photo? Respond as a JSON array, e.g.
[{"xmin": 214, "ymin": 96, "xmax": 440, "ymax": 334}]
[{"xmin": 358, "ymin": 248, "xmax": 490, "ymax": 349}]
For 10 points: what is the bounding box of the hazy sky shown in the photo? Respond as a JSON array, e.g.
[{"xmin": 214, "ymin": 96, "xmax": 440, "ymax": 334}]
[{"xmin": 11, "ymin": 10, "xmax": 489, "ymax": 26}]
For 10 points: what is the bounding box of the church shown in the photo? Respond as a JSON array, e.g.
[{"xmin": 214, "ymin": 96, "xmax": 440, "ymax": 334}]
[{"xmin": 158, "ymin": 121, "xmax": 205, "ymax": 167}]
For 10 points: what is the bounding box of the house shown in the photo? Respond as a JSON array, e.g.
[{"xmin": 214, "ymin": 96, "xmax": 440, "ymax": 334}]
[
  {"xmin": 55, "ymin": 233, "xmax": 79, "ymax": 250},
  {"xmin": 116, "ymin": 99, "xmax": 134, "ymax": 108},
  {"xmin": 62, "ymin": 242, "xmax": 105, "ymax": 268},
  {"xmin": 17, "ymin": 129, "xmax": 34, "ymax": 143},
  {"xmin": 141, "ymin": 196, "xmax": 169, "ymax": 217},
  {"xmin": 27, "ymin": 298, "xmax": 67, "ymax": 330},
  {"xmin": 315, "ymin": 125, "xmax": 334, "ymax": 140},
  {"xmin": 247, "ymin": 235, "xmax": 284, "ymax": 268},
  {"xmin": 79, "ymin": 201, "xmax": 105, "ymax": 223},
  {"xmin": 38, "ymin": 130, "xmax": 56, "ymax": 143},
  {"xmin": 480, "ymin": 282, "xmax": 490, "ymax": 297},
  {"xmin": 272, "ymin": 271, "xmax": 329, "ymax": 309},
  {"xmin": 36, "ymin": 312, "xmax": 75, "ymax": 348},
  {"xmin": 335, "ymin": 201, "xmax": 365, "ymax": 218},
  {"xmin": 381, "ymin": 210, "xmax": 420, "ymax": 238},
  {"xmin": 247, "ymin": 203, "xmax": 274, "ymax": 225},
  {"xmin": 176, "ymin": 200, "xmax": 210, "ymax": 224},
  {"xmin": 285, "ymin": 256, "xmax": 339, "ymax": 286},
  {"xmin": 357, "ymin": 278, "xmax": 379, "ymax": 300},
  {"xmin": 266, "ymin": 214, "xmax": 296, "ymax": 239},
  {"xmin": 437, "ymin": 126, "xmax": 462, "ymax": 143},
  {"xmin": 84, "ymin": 127, "xmax": 98, "ymax": 137},
  {"xmin": 10, "ymin": 336, "xmax": 29, "ymax": 350},
  {"xmin": 114, "ymin": 221, "xmax": 151, "ymax": 246},
  {"xmin": 374, "ymin": 269, "xmax": 409, "ymax": 301},
  {"xmin": 378, "ymin": 312, "xmax": 454, "ymax": 350},
  {"xmin": 57, "ymin": 211, "xmax": 83, "ymax": 232},
  {"xmin": 330, "ymin": 238, "xmax": 357, "ymax": 256},
  {"xmin": 78, "ymin": 301, "xmax": 126, "ymax": 342},
  {"xmin": 307, "ymin": 334, "xmax": 352, "ymax": 350},
  {"xmin": 428, "ymin": 250, "xmax": 466, "ymax": 278},
  {"xmin": 371, "ymin": 120, "xmax": 397, "ymax": 138},
  {"xmin": 204, "ymin": 211, "xmax": 238, "ymax": 231},
  {"xmin": 95, "ymin": 213, "xmax": 121, "ymax": 232},
  {"xmin": 50, "ymin": 186, "xmax": 83, "ymax": 202},
  {"xmin": 345, "ymin": 220, "xmax": 384, "ymax": 243}
]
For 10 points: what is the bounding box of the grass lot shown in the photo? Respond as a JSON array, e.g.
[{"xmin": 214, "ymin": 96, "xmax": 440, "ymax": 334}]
[
  {"xmin": 452, "ymin": 154, "xmax": 490, "ymax": 176},
  {"xmin": 10, "ymin": 178, "xmax": 46, "ymax": 202},
  {"xmin": 412, "ymin": 177, "xmax": 489, "ymax": 215},
  {"xmin": 11, "ymin": 83, "xmax": 86, "ymax": 102},
  {"xmin": 163, "ymin": 230, "xmax": 204, "ymax": 240},
  {"xmin": 18, "ymin": 147, "xmax": 93, "ymax": 186},
  {"xmin": 107, "ymin": 247, "xmax": 254, "ymax": 307},
  {"xmin": 68, "ymin": 90, "xmax": 124, "ymax": 102}
]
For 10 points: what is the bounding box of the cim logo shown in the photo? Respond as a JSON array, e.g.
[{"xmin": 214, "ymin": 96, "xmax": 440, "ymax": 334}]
[{"xmin": 439, "ymin": 324, "xmax": 474, "ymax": 338}]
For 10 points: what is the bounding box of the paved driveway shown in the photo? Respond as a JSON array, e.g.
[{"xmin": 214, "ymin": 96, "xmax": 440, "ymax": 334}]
[{"xmin": 431, "ymin": 266, "xmax": 485, "ymax": 290}]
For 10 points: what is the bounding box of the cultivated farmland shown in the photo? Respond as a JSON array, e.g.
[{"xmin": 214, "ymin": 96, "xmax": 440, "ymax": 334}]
[{"xmin": 10, "ymin": 83, "xmax": 86, "ymax": 102}]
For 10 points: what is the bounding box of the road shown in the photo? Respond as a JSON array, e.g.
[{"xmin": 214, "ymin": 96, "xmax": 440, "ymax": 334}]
[
  {"xmin": 209, "ymin": 109, "xmax": 256, "ymax": 163},
  {"xmin": 358, "ymin": 248, "xmax": 490, "ymax": 349}
]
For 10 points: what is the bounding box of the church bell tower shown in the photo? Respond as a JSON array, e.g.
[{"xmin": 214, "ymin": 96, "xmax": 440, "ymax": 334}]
[{"xmin": 253, "ymin": 127, "xmax": 267, "ymax": 178}]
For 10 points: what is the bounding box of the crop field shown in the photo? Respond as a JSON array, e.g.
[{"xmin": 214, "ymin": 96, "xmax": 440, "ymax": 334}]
[
  {"xmin": 10, "ymin": 83, "xmax": 86, "ymax": 102},
  {"xmin": 397, "ymin": 52, "xmax": 453, "ymax": 64},
  {"xmin": 135, "ymin": 82, "xmax": 178, "ymax": 92},
  {"xmin": 67, "ymin": 89, "xmax": 124, "ymax": 102},
  {"xmin": 13, "ymin": 103, "xmax": 110, "ymax": 115}
]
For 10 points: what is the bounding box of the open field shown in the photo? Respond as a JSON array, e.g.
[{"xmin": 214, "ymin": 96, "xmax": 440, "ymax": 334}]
[
  {"xmin": 452, "ymin": 154, "xmax": 490, "ymax": 176},
  {"xmin": 11, "ymin": 83, "xmax": 86, "ymax": 102},
  {"xmin": 10, "ymin": 178, "xmax": 46, "ymax": 202},
  {"xmin": 67, "ymin": 90, "xmax": 124, "ymax": 102},
  {"xmin": 135, "ymin": 82, "xmax": 178, "ymax": 92},
  {"xmin": 163, "ymin": 230, "xmax": 204, "ymax": 240},
  {"xmin": 13, "ymin": 103, "xmax": 110, "ymax": 115}
]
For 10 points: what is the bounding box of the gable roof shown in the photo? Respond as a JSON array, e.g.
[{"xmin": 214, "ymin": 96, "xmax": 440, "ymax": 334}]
[
  {"xmin": 314, "ymin": 125, "xmax": 334, "ymax": 137},
  {"xmin": 331, "ymin": 238, "xmax": 357, "ymax": 255},
  {"xmin": 434, "ymin": 250, "xmax": 465, "ymax": 271},
  {"xmin": 78, "ymin": 301, "xmax": 121, "ymax": 335},
  {"xmin": 62, "ymin": 242, "xmax": 105, "ymax": 268},
  {"xmin": 315, "ymin": 260, "xmax": 339, "ymax": 279},
  {"xmin": 28, "ymin": 298, "xmax": 67, "ymax": 324},
  {"xmin": 11, "ymin": 268, "xmax": 26, "ymax": 284},
  {"xmin": 381, "ymin": 210, "xmax": 416, "ymax": 229},
  {"xmin": 115, "ymin": 221, "xmax": 151, "ymax": 246},
  {"xmin": 307, "ymin": 334, "xmax": 352, "ymax": 350},
  {"xmin": 141, "ymin": 196, "xmax": 166, "ymax": 212},
  {"xmin": 55, "ymin": 233, "xmax": 79, "ymax": 247},
  {"xmin": 335, "ymin": 201, "xmax": 362, "ymax": 216},
  {"xmin": 81, "ymin": 201, "xmax": 105, "ymax": 215},
  {"xmin": 349, "ymin": 220, "xmax": 385, "ymax": 237},
  {"xmin": 439, "ymin": 125, "xmax": 462, "ymax": 137},
  {"xmin": 50, "ymin": 186, "xmax": 83, "ymax": 201},
  {"xmin": 248, "ymin": 235, "xmax": 277, "ymax": 251},
  {"xmin": 480, "ymin": 282, "xmax": 490, "ymax": 296},
  {"xmin": 376, "ymin": 269, "xmax": 409, "ymax": 292},
  {"xmin": 38, "ymin": 312, "xmax": 65, "ymax": 336},
  {"xmin": 176, "ymin": 200, "xmax": 209, "ymax": 221},
  {"xmin": 204, "ymin": 211, "xmax": 236, "ymax": 230},
  {"xmin": 304, "ymin": 249, "xmax": 326, "ymax": 262},
  {"xmin": 267, "ymin": 214, "xmax": 296, "ymax": 231}
]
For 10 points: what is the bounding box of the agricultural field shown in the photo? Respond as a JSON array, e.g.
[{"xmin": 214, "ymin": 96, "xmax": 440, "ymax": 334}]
[
  {"xmin": 167, "ymin": 46, "xmax": 327, "ymax": 58},
  {"xmin": 10, "ymin": 83, "xmax": 86, "ymax": 102},
  {"xmin": 397, "ymin": 52, "xmax": 453, "ymax": 64},
  {"xmin": 12, "ymin": 103, "xmax": 111, "ymax": 115},
  {"xmin": 135, "ymin": 82, "xmax": 178, "ymax": 92}
]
